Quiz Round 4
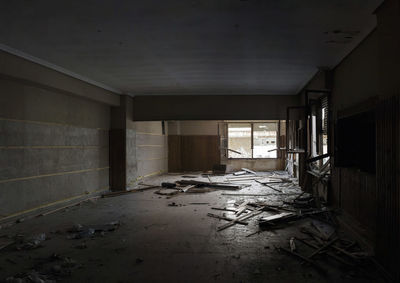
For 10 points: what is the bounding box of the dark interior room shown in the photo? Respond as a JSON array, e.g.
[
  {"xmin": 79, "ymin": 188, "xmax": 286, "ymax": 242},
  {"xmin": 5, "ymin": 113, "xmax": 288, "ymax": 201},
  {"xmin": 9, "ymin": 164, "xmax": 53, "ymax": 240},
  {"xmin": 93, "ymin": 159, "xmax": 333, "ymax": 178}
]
[{"xmin": 1, "ymin": 0, "xmax": 399, "ymax": 282}]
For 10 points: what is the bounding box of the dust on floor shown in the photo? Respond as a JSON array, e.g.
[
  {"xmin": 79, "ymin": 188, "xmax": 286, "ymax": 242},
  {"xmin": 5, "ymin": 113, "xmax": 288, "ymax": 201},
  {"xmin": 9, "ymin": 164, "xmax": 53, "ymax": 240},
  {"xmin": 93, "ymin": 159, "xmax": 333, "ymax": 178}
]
[{"xmin": 0, "ymin": 171, "xmax": 386, "ymax": 283}]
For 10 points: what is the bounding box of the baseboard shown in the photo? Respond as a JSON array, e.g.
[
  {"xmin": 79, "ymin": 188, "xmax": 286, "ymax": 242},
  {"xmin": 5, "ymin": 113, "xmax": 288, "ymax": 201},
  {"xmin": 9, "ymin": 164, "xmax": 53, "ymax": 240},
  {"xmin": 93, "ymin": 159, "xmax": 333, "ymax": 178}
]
[{"xmin": 0, "ymin": 188, "xmax": 108, "ymax": 228}]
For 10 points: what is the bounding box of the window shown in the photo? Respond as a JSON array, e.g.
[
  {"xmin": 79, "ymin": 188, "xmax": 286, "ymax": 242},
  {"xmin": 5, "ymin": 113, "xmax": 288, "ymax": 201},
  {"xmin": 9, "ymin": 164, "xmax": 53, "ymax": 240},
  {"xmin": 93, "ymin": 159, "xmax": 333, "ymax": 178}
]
[{"xmin": 228, "ymin": 122, "xmax": 278, "ymax": 158}]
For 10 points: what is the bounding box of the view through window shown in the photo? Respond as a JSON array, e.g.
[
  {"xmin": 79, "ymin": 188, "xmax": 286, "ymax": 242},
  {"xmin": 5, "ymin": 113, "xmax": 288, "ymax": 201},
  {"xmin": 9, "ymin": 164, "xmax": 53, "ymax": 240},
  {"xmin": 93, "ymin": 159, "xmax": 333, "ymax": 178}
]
[{"xmin": 228, "ymin": 122, "xmax": 277, "ymax": 158}]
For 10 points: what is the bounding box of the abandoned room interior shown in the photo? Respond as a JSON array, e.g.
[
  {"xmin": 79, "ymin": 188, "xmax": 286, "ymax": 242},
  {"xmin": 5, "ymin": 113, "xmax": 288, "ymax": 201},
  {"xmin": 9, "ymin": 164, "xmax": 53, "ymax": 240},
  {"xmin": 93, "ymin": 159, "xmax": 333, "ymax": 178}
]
[{"xmin": 0, "ymin": 0, "xmax": 399, "ymax": 282}]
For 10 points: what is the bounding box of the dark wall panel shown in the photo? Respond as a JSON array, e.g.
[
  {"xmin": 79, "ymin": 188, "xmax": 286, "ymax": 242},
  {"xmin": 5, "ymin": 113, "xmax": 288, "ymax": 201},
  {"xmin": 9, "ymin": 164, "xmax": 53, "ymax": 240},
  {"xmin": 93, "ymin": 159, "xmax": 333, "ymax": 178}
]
[
  {"xmin": 168, "ymin": 135, "xmax": 220, "ymax": 172},
  {"xmin": 168, "ymin": 135, "xmax": 182, "ymax": 172},
  {"xmin": 376, "ymin": 96, "xmax": 400, "ymax": 281}
]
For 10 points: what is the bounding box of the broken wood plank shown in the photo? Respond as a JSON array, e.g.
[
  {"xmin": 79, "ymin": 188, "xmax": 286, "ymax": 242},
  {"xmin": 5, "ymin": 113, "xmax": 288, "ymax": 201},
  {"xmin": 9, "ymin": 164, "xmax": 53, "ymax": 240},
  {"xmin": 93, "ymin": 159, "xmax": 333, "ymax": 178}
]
[
  {"xmin": 226, "ymin": 176, "xmax": 262, "ymax": 180},
  {"xmin": 255, "ymin": 180, "xmax": 282, "ymax": 192},
  {"xmin": 181, "ymin": 185, "xmax": 196, "ymax": 192},
  {"xmin": 176, "ymin": 180, "xmax": 242, "ymax": 190},
  {"xmin": 308, "ymin": 237, "xmax": 338, "ymax": 259},
  {"xmin": 311, "ymin": 220, "xmax": 336, "ymax": 240},
  {"xmin": 207, "ymin": 213, "xmax": 248, "ymax": 225},
  {"xmin": 279, "ymin": 247, "xmax": 326, "ymax": 274},
  {"xmin": 217, "ymin": 209, "xmax": 263, "ymax": 231},
  {"xmin": 227, "ymin": 178, "xmax": 262, "ymax": 183},
  {"xmin": 242, "ymin": 168, "xmax": 257, "ymax": 175},
  {"xmin": 235, "ymin": 202, "xmax": 250, "ymax": 216},
  {"xmin": 211, "ymin": 207, "xmax": 237, "ymax": 212},
  {"xmin": 331, "ymin": 245, "xmax": 360, "ymax": 260},
  {"xmin": 295, "ymin": 237, "xmax": 354, "ymax": 266},
  {"xmin": 259, "ymin": 212, "xmax": 295, "ymax": 222},
  {"xmin": 222, "ymin": 193, "xmax": 301, "ymax": 197},
  {"xmin": 306, "ymin": 153, "xmax": 330, "ymax": 163}
]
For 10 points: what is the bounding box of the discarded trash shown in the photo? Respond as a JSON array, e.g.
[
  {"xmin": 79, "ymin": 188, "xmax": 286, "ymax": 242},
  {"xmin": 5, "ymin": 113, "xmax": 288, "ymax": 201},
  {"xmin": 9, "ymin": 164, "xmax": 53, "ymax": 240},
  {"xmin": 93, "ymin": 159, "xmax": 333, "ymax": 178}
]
[
  {"xmin": 67, "ymin": 221, "xmax": 120, "ymax": 239},
  {"xmin": 16, "ymin": 233, "xmax": 46, "ymax": 250},
  {"xmin": 5, "ymin": 270, "xmax": 56, "ymax": 283},
  {"xmin": 289, "ymin": 237, "xmax": 296, "ymax": 252}
]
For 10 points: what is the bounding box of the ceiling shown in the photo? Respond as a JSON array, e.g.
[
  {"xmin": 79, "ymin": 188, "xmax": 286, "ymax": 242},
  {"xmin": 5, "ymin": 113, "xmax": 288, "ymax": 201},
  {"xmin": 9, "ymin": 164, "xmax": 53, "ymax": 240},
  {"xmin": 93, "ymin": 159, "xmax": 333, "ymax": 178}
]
[{"xmin": 0, "ymin": 0, "xmax": 381, "ymax": 96}]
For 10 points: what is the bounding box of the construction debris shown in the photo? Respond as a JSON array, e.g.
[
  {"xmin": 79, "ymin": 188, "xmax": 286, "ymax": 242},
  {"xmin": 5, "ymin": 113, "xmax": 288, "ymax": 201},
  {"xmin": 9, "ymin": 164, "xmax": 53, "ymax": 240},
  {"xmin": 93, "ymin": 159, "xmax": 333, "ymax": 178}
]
[
  {"xmin": 207, "ymin": 213, "xmax": 248, "ymax": 225},
  {"xmin": 242, "ymin": 168, "xmax": 257, "ymax": 175},
  {"xmin": 176, "ymin": 180, "xmax": 243, "ymax": 190},
  {"xmin": 233, "ymin": 170, "xmax": 247, "ymax": 176},
  {"xmin": 5, "ymin": 270, "xmax": 56, "ymax": 283},
  {"xmin": 15, "ymin": 233, "xmax": 46, "ymax": 250},
  {"xmin": 67, "ymin": 221, "xmax": 120, "ymax": 239}
]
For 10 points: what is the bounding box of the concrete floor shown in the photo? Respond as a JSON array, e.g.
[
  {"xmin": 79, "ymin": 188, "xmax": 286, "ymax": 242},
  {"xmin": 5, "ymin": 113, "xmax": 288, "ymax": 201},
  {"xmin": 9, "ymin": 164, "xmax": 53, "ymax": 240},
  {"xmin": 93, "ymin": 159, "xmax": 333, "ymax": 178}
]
[{"xmin": 0, "ymin": 173, "xmax": 385, "ymax": 283}]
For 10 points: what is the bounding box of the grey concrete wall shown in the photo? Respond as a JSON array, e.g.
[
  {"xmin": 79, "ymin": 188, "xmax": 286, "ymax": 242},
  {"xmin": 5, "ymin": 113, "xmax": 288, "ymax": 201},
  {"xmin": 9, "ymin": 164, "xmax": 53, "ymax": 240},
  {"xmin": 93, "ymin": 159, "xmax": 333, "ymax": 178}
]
[
  {"xmin": 0, "ymin": 72, "xmax": 110, "ymax": 218},
  {"xmin": 125, "ymin": 121, "xmax": 167, "ymax": 189},
  {"xmin": 332, "ymin": 30, "xmax": 379, "ymax": 114},
  {"xmin": 126, "ymin": 129, "xmax": 137, "ymax": 188}
]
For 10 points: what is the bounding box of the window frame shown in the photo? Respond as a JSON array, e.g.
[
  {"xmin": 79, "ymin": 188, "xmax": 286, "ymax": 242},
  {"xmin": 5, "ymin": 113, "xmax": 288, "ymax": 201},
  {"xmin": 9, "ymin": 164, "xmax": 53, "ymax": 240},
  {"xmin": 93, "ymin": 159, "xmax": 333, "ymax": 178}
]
[{"xmin": 227, "ymin": 121, "xmax": 279, "ymax": 160}]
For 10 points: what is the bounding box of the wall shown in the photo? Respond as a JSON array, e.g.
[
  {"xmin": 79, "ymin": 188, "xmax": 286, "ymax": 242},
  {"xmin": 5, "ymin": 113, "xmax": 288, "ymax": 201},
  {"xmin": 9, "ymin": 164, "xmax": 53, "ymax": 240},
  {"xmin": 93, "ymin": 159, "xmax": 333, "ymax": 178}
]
[
  {"xmin": 332, "ymin": 31, "xmax": 379, "ymax": 113},
  {"xmin": 128, "ymin": 121, "xmax": 167, "ymax": 187},
  {"xmin": 110, "ymin": 95, "xmax": 167, "ymax": 189},
  {"xmin": 133, "ymin": 95, "xmax": 300, "ymax": 121},
  {"xmin": 168, "ymin": 121, "xmax": 220, "ymax": 172},
  {"xmin": 330, "ymin": 30, "xmax": 379, "ymax": 235},
  {"xmin": 0, "ymin": 52, "xmax": 117, "ymax": 219},
  {"xmin": 167, "ymin": 120, "xmax": 285, "ymax": 172},
  {"xmin": 301, "ymin": 29, "xmax": 379, "ymax": 243},
  {"xmin": 303, "ymin": 1, "xmax": 400, "ymax": 279},
  {"xmin": 375, "ymin": 1, "xmax": 400, "ymax": 280}
]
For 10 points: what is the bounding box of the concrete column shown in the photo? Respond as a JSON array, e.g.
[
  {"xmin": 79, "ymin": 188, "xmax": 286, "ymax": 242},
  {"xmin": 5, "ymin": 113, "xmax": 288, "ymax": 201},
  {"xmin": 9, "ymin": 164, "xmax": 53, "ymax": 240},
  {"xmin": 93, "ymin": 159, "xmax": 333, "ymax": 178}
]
[{"xmin": 109, "ymin": 95, "xmax": 131, "ymax": 191}]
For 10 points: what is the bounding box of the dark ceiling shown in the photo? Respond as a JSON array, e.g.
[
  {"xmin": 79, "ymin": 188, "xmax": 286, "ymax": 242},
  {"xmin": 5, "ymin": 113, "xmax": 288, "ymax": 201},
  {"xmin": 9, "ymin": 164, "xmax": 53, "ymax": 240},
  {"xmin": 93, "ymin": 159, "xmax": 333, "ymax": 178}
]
[{"xmin": 0, "ymin": 0, "xmax": 381, "ymax": 95}]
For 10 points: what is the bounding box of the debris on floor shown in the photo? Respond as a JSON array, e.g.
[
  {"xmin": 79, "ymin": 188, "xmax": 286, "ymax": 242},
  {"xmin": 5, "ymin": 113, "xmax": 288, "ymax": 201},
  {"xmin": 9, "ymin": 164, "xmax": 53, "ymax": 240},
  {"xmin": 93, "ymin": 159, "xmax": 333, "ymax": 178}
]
[
  {"xmin": 276, "ymin": 220, "xmax": 375, "ymax": 276},
  {"xmin": 67, "ymin": 221, "xmax": 120, "ymax": 239},
  {"xmin": 5, "ymin": 270, "xmax": 56, "ymax": 283},
  {"xmin": 0, "ymin": 170, "xmax": 385, "ymax": 282},
  {"xmin": 15, "ymin": 233, "xmax": 46, "ymax": 250},
  {"xmin": 5, "ymin": 254, "xmax": 80, "ymax": 283}
]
